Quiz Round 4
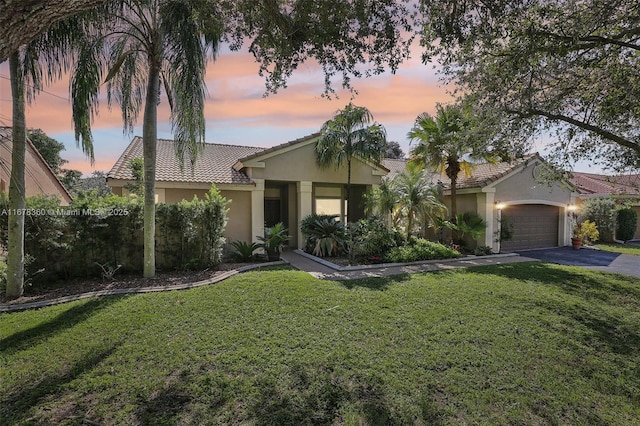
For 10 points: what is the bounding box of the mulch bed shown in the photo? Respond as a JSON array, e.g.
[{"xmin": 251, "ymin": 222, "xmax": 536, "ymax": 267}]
[{"xmin": 0, "ymin": 262, "xmax": 260, "ymax": 306}]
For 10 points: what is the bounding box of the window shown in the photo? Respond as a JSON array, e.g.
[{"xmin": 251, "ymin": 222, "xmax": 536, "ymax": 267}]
[{"xmin": 314, "ymin": 185, "xmax": 346, "ymax": 221}]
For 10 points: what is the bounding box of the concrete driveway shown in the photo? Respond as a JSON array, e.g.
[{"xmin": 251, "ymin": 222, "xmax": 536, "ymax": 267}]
[{"xmin": 516, "ymin": 246, "xmax": 640, "ymax": 278}]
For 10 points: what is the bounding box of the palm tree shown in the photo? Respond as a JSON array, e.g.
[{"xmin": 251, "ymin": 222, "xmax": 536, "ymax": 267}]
[
  {"xmin": 71, "ymin": 0, "xmax": 222, "ymax": 278},
  {"xmin": 315, "ymin": 103, "xmax": 387, "ymax": 223},
  {"xmin": 408, "ymin": 103, "xmax": 496, "ymax": 226},
  {"xmin": 393, "ymin": 165, "xmax": 447, "ymax": 240},
  {"xmin": 5, "ymin": 18, "xmax": 85, "ymax": 299}
]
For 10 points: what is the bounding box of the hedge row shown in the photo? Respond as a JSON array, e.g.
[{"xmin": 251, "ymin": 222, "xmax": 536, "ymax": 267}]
[{"xmin": 0, "ymin": 186, "xmax": 228, "ymax": 284}]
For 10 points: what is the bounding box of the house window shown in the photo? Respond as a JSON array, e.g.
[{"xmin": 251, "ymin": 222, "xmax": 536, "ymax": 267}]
[{"xmin": 314, "ymin": 185, "xmax": 346, "ymax": 221}]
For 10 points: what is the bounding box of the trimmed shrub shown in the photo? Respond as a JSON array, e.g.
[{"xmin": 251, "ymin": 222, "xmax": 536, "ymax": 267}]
[
  {"xmin": 616, "ymin": 208, "xmax": 638, "ymax": 241},
  {"xmin": 0, "ymin": 185, "xmax": 228, "ymax": 287},
  {"xmin": 385, "ymin": 238, "xmax": 461, "ymax": 263},
  {"xmin": 581, "ymin": 198, "xmax": 617, "ymax": 242}
]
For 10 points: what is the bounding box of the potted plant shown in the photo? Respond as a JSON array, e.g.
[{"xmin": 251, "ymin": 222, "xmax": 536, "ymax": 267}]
[
  {"xmin": 572, "ymin": 220, "xmax": 599, "ymax": 250},
  {"xmin": 258, "ymin": 222, "xmax": 289, "ymax": 261}
]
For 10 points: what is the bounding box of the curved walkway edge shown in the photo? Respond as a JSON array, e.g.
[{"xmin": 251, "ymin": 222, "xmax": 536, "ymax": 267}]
[
  {"xmin": 0, "ymin": 261, "xmax": 287, "ymax": 314},
  {"xmin": 281, "ymin": 250, "xmax": 538, "ymax": 281}
]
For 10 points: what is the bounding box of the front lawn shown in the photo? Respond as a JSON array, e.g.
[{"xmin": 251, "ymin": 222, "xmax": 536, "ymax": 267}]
[
  {"xmin": 2, "ymin": 264, "xmax": 640, "ymax": 424},
  {"xmin": 595, "ymin": 242, "xmax": 640, "ymax": 256}
]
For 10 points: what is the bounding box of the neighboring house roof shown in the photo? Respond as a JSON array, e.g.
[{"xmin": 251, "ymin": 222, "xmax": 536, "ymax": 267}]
[
  {"xmin": 571, "ymin": 172, "xmax": 640, "ymax": 197},
  {"xmin": 108, "ymin": 137, "xmax": 265, "ymax": 184},
  {"xmin": 381, "ymin": 154, "xmax": 541, "ymax": 190},
  {"xmin": 0, "ymin": 127, "xmax": 73, "ymax": 204}
]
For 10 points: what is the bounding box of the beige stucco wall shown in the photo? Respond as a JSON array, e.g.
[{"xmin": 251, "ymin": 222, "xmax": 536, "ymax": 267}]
[
  {"xmin": 220, "ymin": 190, "xmax": 252, "ymax": 243},
  {"xmin": 250, "ymin": 142, "xmax": 384, "ymax": 186},
  {"xmin": 492, "ymin": 163, "xmax": 572, "ymax": 205},
  {"xmin": 107, "ymin": 182, "xmax": 253, "ymax": 245}
]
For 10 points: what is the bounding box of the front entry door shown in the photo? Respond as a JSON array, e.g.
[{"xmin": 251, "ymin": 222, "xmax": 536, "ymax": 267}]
[{"xmin": 264, "ymin": 199, "xmax": 281, "ymax": 227}]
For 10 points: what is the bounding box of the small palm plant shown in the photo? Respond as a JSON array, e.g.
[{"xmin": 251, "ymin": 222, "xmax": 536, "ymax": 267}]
[
  {"xmin": 258, "ymin": 223, "xmax": 289, "ymax": 261},
  {"xmin": 229, "ymin": 241, "xmax": 260, "ymax": 262}
]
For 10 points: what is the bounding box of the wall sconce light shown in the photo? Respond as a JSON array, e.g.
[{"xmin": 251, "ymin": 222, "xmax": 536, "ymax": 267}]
[
  {"xmin": 567, "ymin": 203, "xmax": 578, "ymax": 219},
  {"xmin": 495, "ymin": 201, "xmax": 506, "ymax": 210}
]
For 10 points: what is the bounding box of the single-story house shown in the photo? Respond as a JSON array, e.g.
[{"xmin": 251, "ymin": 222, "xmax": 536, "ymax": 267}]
[
  {"xmin": 107, "ymin": 133, "xmax": 389, "ymax": 248},
  {"xmin": 107, "ymin": 134, "xmax": 578, "ymax": 252},
  {"xmin": 0, "ymin": 127, "xmax": 72, "ymax": 205},
  {"xmin": 571, "ymin": 171, "xmax": 640, "ymax": 239}
]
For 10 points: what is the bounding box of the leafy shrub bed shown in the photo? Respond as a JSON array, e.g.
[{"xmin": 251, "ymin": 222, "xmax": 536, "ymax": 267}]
[
  {"xmin": 0, "ymin": 186, "xmax": 228, "ymax": 285},
  {"xmin": 384, "ymin": 238, "xmax": 461, "ymax": 263}
]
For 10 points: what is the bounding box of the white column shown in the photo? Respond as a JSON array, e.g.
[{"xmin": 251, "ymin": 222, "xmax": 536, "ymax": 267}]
[
  {"xmin": 478, "ymin": 190, "xmax": 497, "ymax": 251},
  {"xmin": 251, "ymin": 179, "xmax": 265, "ymax": 244},
  {"xmin": 297, "ymin": 181, "xmax": 313, "ymax": 249}
]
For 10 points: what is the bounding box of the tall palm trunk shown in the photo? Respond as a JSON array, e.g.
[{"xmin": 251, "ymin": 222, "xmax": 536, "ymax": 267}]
[
  {"xmin": 346, "ymin": 157, "xmax": 352, "ymax": 223},
  {"xmin": 142, "ymin": 58, "xmax": 160, "ymax": 278},
  {"xmin": 6, "ymin": 51, "xmax": 26, "ymax": 299}
]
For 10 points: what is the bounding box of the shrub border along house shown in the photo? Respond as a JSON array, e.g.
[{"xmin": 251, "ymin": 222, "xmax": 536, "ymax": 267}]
[{"xmin": 0, "ymin": 186, "xmax": 228, "ymax": 287}]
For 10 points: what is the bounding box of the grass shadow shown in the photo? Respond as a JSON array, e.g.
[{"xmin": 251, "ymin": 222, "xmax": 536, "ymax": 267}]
[
  {"xmin": 469, "ymin": 262, "xmax": 640, "ymax": 304},
  {"xmin": 1, "ymin": 342, "xmax": 122, "ymax": 424},
  {"xmin": 339, "ymin": 273, "xmax": 412, "ymax": 291},
  {"xmin": 1, "ymin": 296, "xmax": 126, "ymax": 356}
]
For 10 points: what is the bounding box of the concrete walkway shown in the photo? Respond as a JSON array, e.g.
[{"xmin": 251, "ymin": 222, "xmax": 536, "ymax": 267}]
[{"xmin": 280, "ymin": 250, "xmax": 536, "ymax": 280}]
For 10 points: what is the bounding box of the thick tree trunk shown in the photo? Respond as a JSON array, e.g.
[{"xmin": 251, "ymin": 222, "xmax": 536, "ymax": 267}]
[
  {"xmin": 6, "ymin": 52, "xmax": 26, "ymax": 299},
  {"xmin": 142, "ymin": 60, "xmax": 160, "ymax": 278},
  {"xmin": 0, "ymin": 0, "xmax": 109, "ymax": 62}
]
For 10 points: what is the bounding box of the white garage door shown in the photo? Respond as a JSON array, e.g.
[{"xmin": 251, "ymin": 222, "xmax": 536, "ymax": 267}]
[{"xmin": 500, "ymin": 204, "xmax": 560, "ymax": 251}]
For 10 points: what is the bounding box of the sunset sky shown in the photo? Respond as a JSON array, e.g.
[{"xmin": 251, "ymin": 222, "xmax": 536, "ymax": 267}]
[{"xmin": 0, "ymin": 43, "xmax": 598, "ymax": 175}]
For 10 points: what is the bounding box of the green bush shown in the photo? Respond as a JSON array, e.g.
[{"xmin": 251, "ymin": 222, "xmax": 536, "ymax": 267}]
[
  {"xmin": 581, "ymin": 198, "xmax": 617, "ymax": 242},
  {"xmin": 0, "ymin": 185, "xmax": 228, "ymax": 287},
  {"xmin": 349, "ymin": 216, "xmax": 401, "ymax": 258},
  {"xmin": 474, "ymin": 246, "xmax": 493, "ymax": 256},
  {"xmin": 616, "ymin": 208, "xmax": 638, "ymax": 241},
  {"xmin": 384, "ymin": 238, "xmax": 461, "ymax": 263}
]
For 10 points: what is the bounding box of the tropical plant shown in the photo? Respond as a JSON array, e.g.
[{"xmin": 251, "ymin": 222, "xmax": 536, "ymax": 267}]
[
  {"xmin": 616, "ymin": 208, "xmax": 638, "ymax": 242},
  {"xmin": 451, "ymin": 212, "xmax": 487, "ymax": 242},
  {"xmin": 4, "ymin": 16, "xmax": 82, "ymax": 299},
  {"xmin": 258, "ymin": 222, "xmax": 289, "ymax": 261},
  {"xmin": 393, "ymin": 166, "xmax": 447, "ymax": 240},
  {"xmin": 230, "ymin": 241, "xmax": 261, "ymax": 262},
  {"xmin": 408, "ymin": 103, "xmax": 498, "ymax": 227},
  {"xmin": 363, "ymin": 179, "xmax": 399, "ymax": 227},
  {"xmin": 301, "ymin": 216, "xmax": 346, "ymax": 257},
  {"xmin": 315, "ymin": 103, "xmax": 387, "ymax": 222},
  {"xmin": 70, "ymin": 0, "xmax": 223, "ymax": 278}
]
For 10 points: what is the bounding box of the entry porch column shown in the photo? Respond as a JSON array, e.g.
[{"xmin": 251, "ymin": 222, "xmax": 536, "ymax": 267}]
[
  {"xmin": 297, "ymin": 181, "xmax": 313, "ymax": 249},
  {"xmin": 251, "ymin": 178, "xmax": 265, "ymax": 243}
]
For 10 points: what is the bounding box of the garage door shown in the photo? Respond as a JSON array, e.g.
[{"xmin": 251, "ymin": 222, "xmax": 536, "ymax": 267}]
[{"xmin": 500, "ymin": 204, "xmax": 560, "ymax": 251}]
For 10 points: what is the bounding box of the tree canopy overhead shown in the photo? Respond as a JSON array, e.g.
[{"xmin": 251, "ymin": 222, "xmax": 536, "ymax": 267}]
[
  {"xmin": 224, "ymin": 0, "xmax": 415, "ymax": 95},
  {"xmin": 419, "ymin": 0, "xmax": 640, "ymax": 172}
]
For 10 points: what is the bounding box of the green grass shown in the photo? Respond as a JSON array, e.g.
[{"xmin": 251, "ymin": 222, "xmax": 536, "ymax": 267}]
[
  {"xmin": 595, "ymin": 242, "xmax": 640, "ymax": 256},
  {"xmin": 2, "ymin": 263, "xmax": 640, "ymax": 425}
]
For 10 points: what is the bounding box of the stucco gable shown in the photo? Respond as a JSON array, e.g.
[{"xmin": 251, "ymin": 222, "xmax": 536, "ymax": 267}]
[
  {"xmin": 0, "ymin": 127, "xmax": 72, "ymax": 204},
  {"xmin": 234, "ymin": 132, "xmax": 390, "ymax": 176}
]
